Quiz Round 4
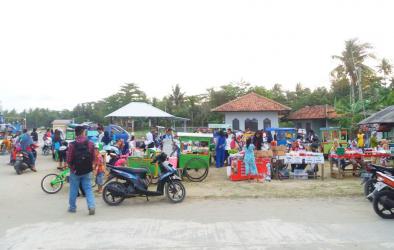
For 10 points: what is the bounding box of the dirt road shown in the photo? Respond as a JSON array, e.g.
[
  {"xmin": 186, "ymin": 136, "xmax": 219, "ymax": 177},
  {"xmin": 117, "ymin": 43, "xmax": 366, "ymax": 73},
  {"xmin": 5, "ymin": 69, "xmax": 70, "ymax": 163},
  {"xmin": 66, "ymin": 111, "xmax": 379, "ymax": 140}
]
[{"xmin": 0, "ymin": 154, "xmax": 393, "ymax": 249}]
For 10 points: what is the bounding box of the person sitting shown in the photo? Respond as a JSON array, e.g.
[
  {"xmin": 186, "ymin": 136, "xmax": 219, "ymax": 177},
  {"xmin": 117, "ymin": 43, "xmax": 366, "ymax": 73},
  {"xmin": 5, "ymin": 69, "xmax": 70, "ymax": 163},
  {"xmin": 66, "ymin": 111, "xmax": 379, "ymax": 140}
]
[
  {"xmin": 290, "ymin": 140, "xmax": 306, "ymax": 172},
  {"xmin": 330, "ymin": 139, "xmax": 346, "ymax": 171},
  {"xmin": 19, "ymin": 129, "xmax": 36, "ymax": 171},
  {"xmin": 101, "ymin": 131, "xmax": 112, "ymax": 146}
]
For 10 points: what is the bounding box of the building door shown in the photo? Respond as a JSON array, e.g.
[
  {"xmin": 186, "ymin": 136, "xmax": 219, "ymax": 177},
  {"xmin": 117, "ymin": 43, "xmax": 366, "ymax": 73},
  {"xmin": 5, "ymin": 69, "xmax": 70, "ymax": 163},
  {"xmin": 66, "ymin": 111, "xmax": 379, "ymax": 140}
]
[{"xmin": 245, "ymin": 118, "xmax": 258, "ymax": 132}]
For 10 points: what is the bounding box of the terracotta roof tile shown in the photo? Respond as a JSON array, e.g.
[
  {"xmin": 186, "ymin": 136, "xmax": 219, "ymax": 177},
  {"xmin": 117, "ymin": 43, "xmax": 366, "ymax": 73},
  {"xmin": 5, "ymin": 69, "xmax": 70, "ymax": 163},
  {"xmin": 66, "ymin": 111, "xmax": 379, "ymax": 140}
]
[
  {"xmin": 287, "ymin": 105, "xmax": 338, "ymax": 120},
  {"xmin": 212, "ymin": 92, "xmax": 291, "ymax": 112}
]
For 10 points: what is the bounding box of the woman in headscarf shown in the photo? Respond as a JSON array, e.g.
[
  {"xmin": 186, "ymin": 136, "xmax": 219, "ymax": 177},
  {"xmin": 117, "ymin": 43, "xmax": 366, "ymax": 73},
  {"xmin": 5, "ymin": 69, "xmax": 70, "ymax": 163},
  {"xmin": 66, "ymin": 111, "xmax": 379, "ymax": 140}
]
[
  {"xmin": 253, "ymin": 131, "xmax": 263, "ymax": 150},
  {"xmin": 101, "ymin": 131, "xmax": 112, "ymax": 146},
  {"xmin": 215, "ymin": 130, "xmax": 226, "ymax": 168}
]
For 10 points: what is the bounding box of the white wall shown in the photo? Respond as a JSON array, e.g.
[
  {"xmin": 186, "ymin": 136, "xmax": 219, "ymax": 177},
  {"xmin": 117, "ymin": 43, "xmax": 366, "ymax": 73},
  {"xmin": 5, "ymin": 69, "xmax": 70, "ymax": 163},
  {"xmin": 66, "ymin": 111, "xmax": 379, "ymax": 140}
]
[{"xmin": 224, "ymin": 112, "xmax": 279, "ymax": 131}]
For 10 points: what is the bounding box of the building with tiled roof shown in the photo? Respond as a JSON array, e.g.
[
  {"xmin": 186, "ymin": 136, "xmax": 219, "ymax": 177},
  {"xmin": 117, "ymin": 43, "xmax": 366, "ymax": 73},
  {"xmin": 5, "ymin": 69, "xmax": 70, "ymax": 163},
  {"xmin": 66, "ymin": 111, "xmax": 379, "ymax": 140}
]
[
  {"xmin": 211, "ymin": 92, "xmax": 291, "ymax": 131},
  {"xmin": 287, "ymin": 105, "xmax": 339, "ymax": 133}
]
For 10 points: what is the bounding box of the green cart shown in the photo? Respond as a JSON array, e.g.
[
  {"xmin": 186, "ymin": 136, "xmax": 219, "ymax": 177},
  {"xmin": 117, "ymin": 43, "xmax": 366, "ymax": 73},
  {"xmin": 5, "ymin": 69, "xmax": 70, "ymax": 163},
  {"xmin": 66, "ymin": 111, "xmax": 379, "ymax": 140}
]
[
  {"xmin": 320, "ymin": 127, "xmax": 348, "ymax": 156},
  {"xmin": 178, "ymin": 132, "xmax": 213, "ymax": 182}
]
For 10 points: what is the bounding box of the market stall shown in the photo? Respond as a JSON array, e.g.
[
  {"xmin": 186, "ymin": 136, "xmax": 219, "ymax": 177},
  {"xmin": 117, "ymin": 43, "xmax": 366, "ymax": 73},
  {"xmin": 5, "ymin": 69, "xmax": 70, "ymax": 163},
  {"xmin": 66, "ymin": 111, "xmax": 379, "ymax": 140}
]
[
  {"xmin": 177, "ymin": 132, "xmax": 212, "ymax": 182},
  {"xmin": 266, "ymin": 128, "xmax": 296, "ymax": 146},
  {"xmin": 228, "ymin": 153, "xmax": 271, "ymax": 181},
  {"xmin": 320, "ymin": 127, "xmax": 348, "ymax": 156},
  {"xmin": 278, "ymin": 151, "xmax": 325, "ymax": 180},
  {"xmin": 329, "ymin": 149, "xmax": 391, "ymax": 178}
]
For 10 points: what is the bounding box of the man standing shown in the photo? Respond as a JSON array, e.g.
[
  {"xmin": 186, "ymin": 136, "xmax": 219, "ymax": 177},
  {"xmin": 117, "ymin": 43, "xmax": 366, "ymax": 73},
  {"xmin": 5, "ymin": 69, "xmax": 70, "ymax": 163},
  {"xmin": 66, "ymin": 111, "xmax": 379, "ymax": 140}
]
[
  {"xmin": 30, "ymin": 128, "xmax": 38, "ymax": 144},
  {"xmin": 357, "ymin": 130, "xmax": 365, "ymax": 149},
  {"xmin": 67, "ymin": 126, "xmax": 96, "ymax": 215},
  {"xmin": 145, "ymin": 127, "xmax": 156, "ymax": 149}
]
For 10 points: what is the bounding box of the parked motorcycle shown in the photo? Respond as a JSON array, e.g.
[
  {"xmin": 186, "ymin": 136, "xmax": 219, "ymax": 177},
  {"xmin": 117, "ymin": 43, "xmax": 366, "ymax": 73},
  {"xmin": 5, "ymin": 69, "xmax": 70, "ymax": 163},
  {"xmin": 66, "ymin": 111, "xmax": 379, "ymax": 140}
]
[
  {"xmin": 361, "ymin": 164, "xmax": 394, "ymax": 201},
  {"xmin": 368, "ymin": 171, "xmax": 394, "ymax": 219},
  {"xmin": 14, "ymin": 145, "xmax": 38, "ymax": 175},
  {"xmin": 103, "ymin": 152, "xmax": 185, "ymax": 206}
]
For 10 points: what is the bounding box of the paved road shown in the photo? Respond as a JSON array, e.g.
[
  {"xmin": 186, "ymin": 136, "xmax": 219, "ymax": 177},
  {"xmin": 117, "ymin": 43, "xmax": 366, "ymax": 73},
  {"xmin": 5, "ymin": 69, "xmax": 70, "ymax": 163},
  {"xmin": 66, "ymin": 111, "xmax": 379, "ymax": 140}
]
[{"xmin": 0, "ymin": 154, "xmax": 393, "ymax": 250}]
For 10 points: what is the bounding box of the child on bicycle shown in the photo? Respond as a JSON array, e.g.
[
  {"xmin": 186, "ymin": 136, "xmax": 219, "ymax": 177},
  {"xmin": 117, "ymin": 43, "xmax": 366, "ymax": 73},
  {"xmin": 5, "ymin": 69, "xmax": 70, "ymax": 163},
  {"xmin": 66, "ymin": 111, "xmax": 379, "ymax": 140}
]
[{"xmin": 94, "ymin": 148, "xmax": 106, "ymax": 193}]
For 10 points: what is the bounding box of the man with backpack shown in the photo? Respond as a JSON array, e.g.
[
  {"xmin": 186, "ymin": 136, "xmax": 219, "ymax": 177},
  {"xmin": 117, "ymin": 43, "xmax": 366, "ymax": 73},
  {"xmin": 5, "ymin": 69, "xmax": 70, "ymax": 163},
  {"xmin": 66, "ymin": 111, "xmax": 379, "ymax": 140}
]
[{"xmin": 67, "ymin": 126, "xmax": 96, "ymax": 215}]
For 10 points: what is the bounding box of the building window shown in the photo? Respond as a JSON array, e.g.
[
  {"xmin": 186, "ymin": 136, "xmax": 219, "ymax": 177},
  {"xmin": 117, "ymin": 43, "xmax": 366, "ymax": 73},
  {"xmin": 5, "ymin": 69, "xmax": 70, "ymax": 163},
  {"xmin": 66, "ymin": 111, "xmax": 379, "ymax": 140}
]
[
  {"xmin": 245, "ymin": 118, "xmax": 258, "ymax": 132},
  {"xmin": 296, "ymin": 122, "xmax": 302, "ymax": 129},
  {"xmin": 263, "ymin": 118, "xmax": 271, "ymax": 130},
  {"xmin": 232, "ymin": 118, "xmax": 240, "ymax": 131}
]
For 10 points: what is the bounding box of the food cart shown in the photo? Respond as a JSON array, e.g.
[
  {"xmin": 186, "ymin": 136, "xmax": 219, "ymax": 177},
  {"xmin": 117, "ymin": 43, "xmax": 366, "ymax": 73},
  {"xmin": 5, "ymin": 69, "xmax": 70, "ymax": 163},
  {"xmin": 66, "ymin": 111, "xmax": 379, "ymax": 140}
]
[
  {"xmin": 177, "ymin": 132, "xmax": 212, "ymax": 182},
  {"xmin": 320, "ymin": 127, "xmax": 348, "ymax": 156},
  {"xmin": 266, "ymin": 128, "xmax": 296, "ymax": 146}
]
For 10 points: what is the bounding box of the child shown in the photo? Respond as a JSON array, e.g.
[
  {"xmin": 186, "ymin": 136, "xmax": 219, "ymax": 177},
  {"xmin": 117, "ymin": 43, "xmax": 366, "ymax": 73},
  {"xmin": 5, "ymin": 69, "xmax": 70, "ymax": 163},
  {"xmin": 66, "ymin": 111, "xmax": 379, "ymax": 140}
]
[
  {"xmin": 243, "ymin": 137, "xmax": 261, "ymax": 182},
  {"xmin": 57, "ymin": 141, "xmax": 68, "ymax": 170},
  {"xmin": 94, "ymin": 149, "xmax": 106, "ymax": 193}
]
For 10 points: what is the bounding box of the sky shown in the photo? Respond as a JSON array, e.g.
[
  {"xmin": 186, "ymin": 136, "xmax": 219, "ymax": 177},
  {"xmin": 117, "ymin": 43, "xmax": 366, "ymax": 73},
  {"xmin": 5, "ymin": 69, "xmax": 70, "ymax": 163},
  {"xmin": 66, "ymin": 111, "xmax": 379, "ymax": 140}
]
[{"xmin": 1, "ymin": 0, "xmax": 393, "ymax": 112}]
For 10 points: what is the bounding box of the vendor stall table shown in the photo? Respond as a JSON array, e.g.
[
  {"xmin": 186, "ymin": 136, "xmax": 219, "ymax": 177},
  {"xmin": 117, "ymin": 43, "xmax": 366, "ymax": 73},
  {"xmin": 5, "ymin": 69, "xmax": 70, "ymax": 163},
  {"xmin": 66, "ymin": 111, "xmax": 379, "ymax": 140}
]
[
  {"xmin": 229, "ymin": 157, "xmax": 271, "ymax": 181},
  {"xmin": 281, "ymin": 152, "xmax": 325, "ymax": 180},
  {"xmin": 329, "ymin": 152, "xmax": 391, "ymax": 179}
]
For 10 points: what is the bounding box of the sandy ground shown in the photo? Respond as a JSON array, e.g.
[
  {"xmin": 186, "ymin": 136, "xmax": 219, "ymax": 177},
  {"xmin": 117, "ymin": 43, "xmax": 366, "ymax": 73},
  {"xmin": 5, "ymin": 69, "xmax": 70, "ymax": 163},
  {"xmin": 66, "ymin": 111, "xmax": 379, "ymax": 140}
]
[{"xmin": 0, "ymin": 152, "xmax": 393, "ymax": 249}]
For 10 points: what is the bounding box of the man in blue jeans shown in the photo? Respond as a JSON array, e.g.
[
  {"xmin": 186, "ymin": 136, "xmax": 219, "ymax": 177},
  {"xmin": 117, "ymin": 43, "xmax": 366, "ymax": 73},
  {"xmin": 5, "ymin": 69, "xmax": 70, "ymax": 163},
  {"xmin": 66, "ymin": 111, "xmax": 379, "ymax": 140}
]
[{"xmin": 67, "ymin": 126, "xmax": 96, "ymax": 215}]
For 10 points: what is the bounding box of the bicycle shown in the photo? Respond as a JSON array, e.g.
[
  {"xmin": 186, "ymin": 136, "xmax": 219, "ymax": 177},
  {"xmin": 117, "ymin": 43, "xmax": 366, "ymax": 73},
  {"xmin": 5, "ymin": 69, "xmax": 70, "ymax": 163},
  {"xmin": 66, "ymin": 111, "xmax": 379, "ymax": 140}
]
[{"xmin": 41, "ymin": 168, "xmax": 96, "ymax": 194}]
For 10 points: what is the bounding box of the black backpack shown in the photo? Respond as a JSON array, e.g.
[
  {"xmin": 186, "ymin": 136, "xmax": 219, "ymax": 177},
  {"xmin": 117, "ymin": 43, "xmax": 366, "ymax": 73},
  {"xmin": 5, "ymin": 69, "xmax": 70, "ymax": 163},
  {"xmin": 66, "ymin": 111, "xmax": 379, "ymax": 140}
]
[{"xmin": 72, "ymin": 140, "xmax": 93, "ymax": 175}]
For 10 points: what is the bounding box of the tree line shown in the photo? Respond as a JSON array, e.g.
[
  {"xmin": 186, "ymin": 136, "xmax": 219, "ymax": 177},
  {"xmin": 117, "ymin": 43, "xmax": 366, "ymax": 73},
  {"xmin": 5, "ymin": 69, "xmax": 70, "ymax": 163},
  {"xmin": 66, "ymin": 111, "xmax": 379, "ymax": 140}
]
[{"xmin": 3, "ymin": 39, "xmax": 394, "ymax": 131}]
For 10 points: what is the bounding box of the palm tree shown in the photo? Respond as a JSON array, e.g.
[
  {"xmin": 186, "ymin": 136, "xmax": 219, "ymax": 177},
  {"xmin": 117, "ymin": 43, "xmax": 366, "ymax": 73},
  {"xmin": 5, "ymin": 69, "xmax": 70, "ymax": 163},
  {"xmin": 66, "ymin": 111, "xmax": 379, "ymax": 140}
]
[
  {"xmin": 169, "ymin": 84, "xmax": 185, "ymax": 107},
  {"xmin": 377, "ymin": 58, "xmax": 393, "ymax": 86},
  {"xmin": 332, "ymin": 39, "xmax": 375, "ymax": 105}
]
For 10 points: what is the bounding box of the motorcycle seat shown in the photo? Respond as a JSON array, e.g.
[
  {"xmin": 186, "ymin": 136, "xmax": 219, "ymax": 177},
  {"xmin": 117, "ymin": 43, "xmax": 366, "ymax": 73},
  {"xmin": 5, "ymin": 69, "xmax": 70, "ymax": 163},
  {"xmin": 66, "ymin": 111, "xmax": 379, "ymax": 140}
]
[
  {"xmin": 372, "ymin": 164, "xmax": 394, "ymax": 174},
  {"xmin": 116, "ymin": 167, "xmax": 148, "ymax": 175}
]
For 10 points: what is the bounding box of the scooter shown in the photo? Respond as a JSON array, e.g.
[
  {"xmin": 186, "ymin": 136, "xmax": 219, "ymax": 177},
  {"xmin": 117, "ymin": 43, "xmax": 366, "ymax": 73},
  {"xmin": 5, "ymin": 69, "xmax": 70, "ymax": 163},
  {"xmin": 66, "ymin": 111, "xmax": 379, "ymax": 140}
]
[
  {"xmin": 102, "ymin": 152, "xmax": 185, "ymax": 206},
  {"xmin": 368, "ymin": 171, "xmax": 394, "ymax": 219},
  {"xmin": 14, "ymin": 145, "xmax": 38, "ymax": 175},
  {"xmin": 42, "ymin": 138, "xmax": 52, "ymax": 156},
  {"xmin": 361, "ymin": 164, "xmax": 394, "ymax": 201}
]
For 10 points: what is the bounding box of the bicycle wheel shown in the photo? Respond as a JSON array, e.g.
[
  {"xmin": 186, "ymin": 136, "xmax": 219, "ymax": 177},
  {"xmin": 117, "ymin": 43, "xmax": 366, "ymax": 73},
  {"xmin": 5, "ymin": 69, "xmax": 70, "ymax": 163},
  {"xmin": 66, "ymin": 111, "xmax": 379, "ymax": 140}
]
[{"xmin": 41, "ymin": 174, "xmax": 64, "ymax": 194}]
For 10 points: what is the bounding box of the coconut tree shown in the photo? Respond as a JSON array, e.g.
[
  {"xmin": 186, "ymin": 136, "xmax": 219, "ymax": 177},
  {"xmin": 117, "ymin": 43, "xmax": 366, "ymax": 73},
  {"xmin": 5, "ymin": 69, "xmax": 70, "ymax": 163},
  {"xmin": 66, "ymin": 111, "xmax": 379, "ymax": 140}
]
[
  {"xmin": 377, "ymin": 58, "xmax": 393, "ymax": 86},
  {"xmin": 332, "ymin": 39, "xmax": 375, "ymax": 106}
]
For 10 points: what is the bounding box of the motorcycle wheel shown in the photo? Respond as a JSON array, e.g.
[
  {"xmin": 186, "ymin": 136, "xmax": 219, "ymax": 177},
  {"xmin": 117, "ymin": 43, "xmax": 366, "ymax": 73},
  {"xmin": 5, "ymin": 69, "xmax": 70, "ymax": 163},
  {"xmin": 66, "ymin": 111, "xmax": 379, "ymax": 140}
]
[
  {"xmin": 373, "ymin": 190, "xmax": 394, "ymax": 219},
  {"xmin": 364, "ymin": 179, "xmax": 376, "ymax": 202},
  {"xmin": 166, "ymin": 180, "xmax": 186, "ymax": 203},
  {"xmin": 41, "ymin": 174, "xmax": 64, "ymax": 194},
  {"xmin": 102, "ymin": 181, "xmax": 125, "ymax": 206},
  {"xmin": 14, "ymin": 162, "xmax": 22, "ymax": 175}
]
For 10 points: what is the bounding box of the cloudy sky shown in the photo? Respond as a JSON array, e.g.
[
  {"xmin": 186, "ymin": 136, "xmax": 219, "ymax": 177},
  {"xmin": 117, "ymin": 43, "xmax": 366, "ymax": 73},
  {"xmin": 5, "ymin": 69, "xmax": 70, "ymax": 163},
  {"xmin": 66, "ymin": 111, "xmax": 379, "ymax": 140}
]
[{"xmin": 0, "ymin": 0, "xmax": 393, "ymax": 112}]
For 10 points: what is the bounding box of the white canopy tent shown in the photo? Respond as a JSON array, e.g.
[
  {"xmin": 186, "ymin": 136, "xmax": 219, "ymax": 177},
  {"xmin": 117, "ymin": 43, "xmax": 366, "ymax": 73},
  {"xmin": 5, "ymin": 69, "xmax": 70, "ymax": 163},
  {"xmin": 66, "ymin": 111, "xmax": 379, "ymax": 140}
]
[{"xmin": 105, "ymin": 102, "xmax": 188, "ymax": 131}]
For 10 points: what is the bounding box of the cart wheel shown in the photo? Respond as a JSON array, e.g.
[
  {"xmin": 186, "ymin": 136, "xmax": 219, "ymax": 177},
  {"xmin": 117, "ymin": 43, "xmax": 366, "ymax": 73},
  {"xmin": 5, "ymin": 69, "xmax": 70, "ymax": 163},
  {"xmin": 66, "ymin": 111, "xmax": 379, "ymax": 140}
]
[{"xmin": 184, "ymin": 158, "xmax": 209, "ymax": 182}]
